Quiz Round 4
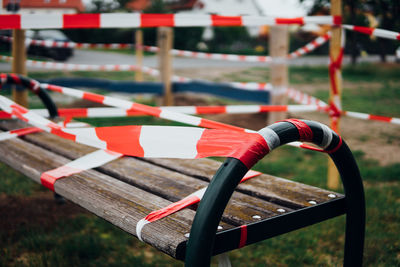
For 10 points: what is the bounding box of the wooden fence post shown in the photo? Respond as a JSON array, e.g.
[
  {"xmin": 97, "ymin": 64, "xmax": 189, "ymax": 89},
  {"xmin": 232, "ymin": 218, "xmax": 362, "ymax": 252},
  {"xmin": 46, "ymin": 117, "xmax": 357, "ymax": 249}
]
[
  {"xmin": 11, "ymin": 29, "xmax": 28, "ymax": 107},
  {"xmin": 268, "ymin": 25, "xmax": 289, "ymax": 124},
  {"xmin": 327, "ymin": 0, "xmax": 342, "ymax": 189},
  {"xmin": 158, "ymin": 27, "xmax": 173, "ymax": 106},
  {"xmin": 135, "ymin": 29, "xmax": 144, "ymax": 82}
]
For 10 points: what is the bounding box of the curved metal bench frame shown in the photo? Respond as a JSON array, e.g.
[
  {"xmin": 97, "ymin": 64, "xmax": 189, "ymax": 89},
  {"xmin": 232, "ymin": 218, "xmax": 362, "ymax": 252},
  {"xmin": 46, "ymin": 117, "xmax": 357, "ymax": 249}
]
[{"xmin": 186, "ymin": 120, "xmax": 365, "ymax": 267}]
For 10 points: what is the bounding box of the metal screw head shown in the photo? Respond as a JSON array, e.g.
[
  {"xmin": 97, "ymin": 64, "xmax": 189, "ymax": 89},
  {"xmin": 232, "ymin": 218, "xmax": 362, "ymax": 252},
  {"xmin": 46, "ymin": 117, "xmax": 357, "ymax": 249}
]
[
  {"xmin": 277, "ymin": 208, "xmax": 286, "ymax": 213},
  {"xmin": 308, "ymin": 200, "xmax": 317, "ymax": 205}
]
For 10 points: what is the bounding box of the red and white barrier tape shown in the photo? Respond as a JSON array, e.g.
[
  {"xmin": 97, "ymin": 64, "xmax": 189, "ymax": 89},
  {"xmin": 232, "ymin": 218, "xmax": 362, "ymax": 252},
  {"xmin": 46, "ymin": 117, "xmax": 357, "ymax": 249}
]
[
  {"xmin": 343, "ymin": 111, "xmax": 400, "ymax": 125},
  {"xmin": 0, "ymin": 54, "xmax": 287, "ymax": 94},
  {"xmin": 6, "ymin": 104, "xmax": 318, "ymax": 119},
  {"xmin": 0, "ymin": 54, "xmax": 150, "ymax": 72},
  {"xmin": 39, "ymin": 83, "xmax": 348, "ymax": 152},
  {"xmin": 0, "ymin": 35, "xmax": 135, "ymax": 50},
  {"xmin": 0, "ymin": 126, "xmax": 41, "ymax": 141},
  {"xmin": 286, "ymin": 87, "xmax": 328, "ymax": 108},
  {"xmin": 41, "ymin": 149, "xmax": 122, "ymax": 191},
  {"xmin": 0, "ymin": 13, "xmax": 341, "ymax": 30},
  {"xmin": 0, "ymin": 54, "xmax": 275, "ymax": 94},
  {"xmin": 136, "ymin": 169, "xmax": 261, "ymax": 241},
  {"xmin": 143, "ymin": 32, "xmax": 331, "ymax": 62},
  {"xmin": 0, "ymin": 95, "xmax": 270, "ymax": 169},
  {"xmin": 288, "ymin": 32, "xmax": 331, "ymax": 59},
  {"xmin": 343, "ymin": 24, "xmax": 400, "ymax": 41},
  {"xmin": 1, "ymin": 32, "xmax": 330, "ymax": 63},
  {"xmin": 328, "ymin": 29, "xmax": 345, "ymax": 131},
  {"xmin": 41, "ymin": 83, "xmax": 246, "ymax": 131},
  {"xmin": 18, "ymin": 99, "xmax": 394, "ymax": 127}
]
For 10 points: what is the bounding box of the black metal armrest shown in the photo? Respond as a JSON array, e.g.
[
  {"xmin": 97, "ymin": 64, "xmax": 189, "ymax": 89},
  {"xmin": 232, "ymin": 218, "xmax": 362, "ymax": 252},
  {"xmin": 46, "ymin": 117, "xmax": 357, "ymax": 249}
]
[
  {"xmin": 1, "ymin": 73, "xmax": 58, "ymax": 118},
  {"xmin": 186, "ymin": 119, "xmax": 365, "ymax": 267}
]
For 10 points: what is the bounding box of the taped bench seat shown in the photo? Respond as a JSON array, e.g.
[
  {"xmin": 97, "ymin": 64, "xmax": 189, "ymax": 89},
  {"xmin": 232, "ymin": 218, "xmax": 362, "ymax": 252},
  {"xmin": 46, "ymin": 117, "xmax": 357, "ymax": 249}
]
[{"xmin": 0, "ymin": 119, "xmax": 346, "ymax": 260}]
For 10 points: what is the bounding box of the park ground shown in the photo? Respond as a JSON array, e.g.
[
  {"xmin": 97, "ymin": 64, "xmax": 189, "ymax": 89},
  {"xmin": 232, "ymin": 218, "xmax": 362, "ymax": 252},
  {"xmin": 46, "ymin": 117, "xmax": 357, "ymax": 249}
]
[{"xmin": 0, "ymin": 63, "xmax": 399, "ymax": 266}]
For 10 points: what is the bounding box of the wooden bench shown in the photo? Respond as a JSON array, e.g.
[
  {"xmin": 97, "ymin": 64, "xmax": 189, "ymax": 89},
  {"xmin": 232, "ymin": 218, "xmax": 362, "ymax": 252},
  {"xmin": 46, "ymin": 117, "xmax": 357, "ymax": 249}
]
[{"xmin": 0, "ymin": 78, "xmax": 365, "ymax": 266}]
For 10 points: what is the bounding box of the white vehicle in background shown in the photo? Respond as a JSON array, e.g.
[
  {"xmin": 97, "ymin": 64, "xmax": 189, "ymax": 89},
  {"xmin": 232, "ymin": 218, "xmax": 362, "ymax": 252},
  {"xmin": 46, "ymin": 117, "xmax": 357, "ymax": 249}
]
[{"xmin": 396, "ymin": 47, "xmax": 400, "ymax": 63}]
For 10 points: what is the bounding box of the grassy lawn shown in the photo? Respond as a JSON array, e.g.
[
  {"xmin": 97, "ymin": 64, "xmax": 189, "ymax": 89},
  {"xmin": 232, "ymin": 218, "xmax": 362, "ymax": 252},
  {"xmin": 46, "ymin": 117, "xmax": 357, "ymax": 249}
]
[{"xmin": 1, "ymin": 64, "xmax": 400, "ymax": 266}]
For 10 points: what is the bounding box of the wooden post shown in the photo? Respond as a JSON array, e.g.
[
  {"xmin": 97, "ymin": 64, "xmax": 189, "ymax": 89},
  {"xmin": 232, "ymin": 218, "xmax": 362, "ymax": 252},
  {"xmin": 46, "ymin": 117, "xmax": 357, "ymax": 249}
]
[
  {"xmin": 135, "ymin": 30, "xmax": 144, "ymax": 82},
  {"xmin": 11, "ymin": 29, "xmax": 28, "ymax": 107},
  {"xmin": 268, "ymin": 26, "xmax": 289, "ymax": 124},
  {"xmin": 327, "ymin": 0, "xmax": 342, "ymax": 189},
  {"xmin": 158, "ymin": 27, "xmax": 173, "ymax": 106}
]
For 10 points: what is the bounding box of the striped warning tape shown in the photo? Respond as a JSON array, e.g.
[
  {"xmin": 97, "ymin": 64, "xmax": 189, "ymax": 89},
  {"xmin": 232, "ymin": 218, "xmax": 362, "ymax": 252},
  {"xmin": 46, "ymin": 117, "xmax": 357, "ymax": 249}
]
[
  {"xmin": 0, "ymin": 35, "xmax": 136, "ymax": 50},
  {"xmin": 286, "ymin": 87, "xmax": 328, "ymax": 108},
  {"xmin": 328, "ymin": 29, "xmax": 345, "ymax": 131},
  {"xmin": 0, "ymin": 127, "xmax": 42, "ymax": 141},
  {"xmin": 0, "ymin": 95, "xmax": 269, "ymax": 169},
  {"xmin": 6, "ymin": 32, "xmax": 329, "ymax": 63},
  {"xmin": 0, "ymin": 75, "xmax": 332, "ymax": 156},
  {"xmin": 136, "ymin": 169, "xmax": 262, "ymax": 241},
  {"xmin": 166, "ymin": 32, "xmax": 330, "ymax": 62},
  {"xmin": 0, "ymin": 32, "xmax": 331, "ymax": 63},
  {"xmin": 0, "ymin": 104, "xmax": 318, "ymax": 119},
  {"xmin": 0, "ymin": 54, "xmax": 283, "ymax": 93},
  {"xmin": 37, "ymin": 83, "xmax": 357, "ymax": 152},
  {"xmin": 0, "ymin": 54, "xmax": 151, "ymax": 72},
  {"xmin": 343, "ymin": 111, "xmax": 400, "ymax": 125},
  {"xmin": 0, "ymin": 111, "xmax": 91, "ymax": 127},
  {"xmin": 0, "ymin": 55, "xmax": 272, "ymax": 91},
  {"xmin": 288, "ymin": 32, "xmax": 331, "ymax": 59},
  {"xmin": 2, "ymin": 74, "xmax": 396, "ymax": 126},
  {"xmin": 343, "ymin": 25, "xmax": 400, "ymax": 41},
  {"xmin": 0, "ymin": 13, "xmax": 341, "ymax": 30},
  {"xmin": 2, "ymin": 89, "xmax": 396, "ymax": 126},
  {"xmin": 41, "ymin": 149, "xmax": 123, "ymax": 191},
  {"xmin": 0, "ymin": 54, "xmax": 275, "ymax": 93},
  {"xmin": 40, "ymin": 82, "xmax": 246, "ymax": 131}
]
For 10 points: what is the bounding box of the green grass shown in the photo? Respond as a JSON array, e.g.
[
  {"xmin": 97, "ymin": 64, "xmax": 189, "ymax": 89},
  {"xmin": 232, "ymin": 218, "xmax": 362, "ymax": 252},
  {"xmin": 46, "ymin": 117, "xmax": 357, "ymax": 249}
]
[{"xmin": 1, "ymin": 64, "xmax": 400, "ymax": 266}]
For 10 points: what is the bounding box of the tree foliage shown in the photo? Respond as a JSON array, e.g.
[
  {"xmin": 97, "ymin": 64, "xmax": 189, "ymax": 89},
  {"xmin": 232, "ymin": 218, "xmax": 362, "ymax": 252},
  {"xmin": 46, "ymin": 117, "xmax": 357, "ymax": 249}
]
[{"xmin": 301, "ymin": 0, "xmax": 400, "ymax": 59}]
